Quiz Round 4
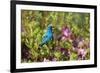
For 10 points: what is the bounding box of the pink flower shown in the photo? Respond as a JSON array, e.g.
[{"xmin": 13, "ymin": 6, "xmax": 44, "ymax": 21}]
[
  {"xmin": 52, "ymin": 58, "xmax": 57, "ymax": 61},
  {"xmin": 78, "ymin": 48, "xmax": 87, "ymax": 60},
  {"xmin": 61, "ymin": 26, "xmax": 71, "ymax": 40},
  {"xmin": 43, "ymin": 58, "xmax": 50, "ymax": 62}
]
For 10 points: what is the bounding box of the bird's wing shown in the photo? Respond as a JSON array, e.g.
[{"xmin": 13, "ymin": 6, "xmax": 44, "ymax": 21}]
[
  {"xmin": 42, "ymin": 32, "xmax": 53, "ymax": 43},
  {"xmin": 42, "ymin": 35, "xmax": 48, "ymax": 42}
]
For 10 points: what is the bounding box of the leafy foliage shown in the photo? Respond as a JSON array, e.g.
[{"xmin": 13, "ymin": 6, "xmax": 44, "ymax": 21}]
[{"xmin": 21, "ymin": 10, "xmax": 90, "ymax": 63}]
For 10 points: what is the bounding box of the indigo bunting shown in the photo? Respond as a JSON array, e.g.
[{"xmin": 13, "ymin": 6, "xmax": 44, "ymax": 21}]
[{"xmin": 40, "ymin": 24, "xmax": 53, "ymax": 47}]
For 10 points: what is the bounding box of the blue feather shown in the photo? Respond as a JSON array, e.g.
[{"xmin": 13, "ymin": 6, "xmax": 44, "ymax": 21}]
[{"xmin": 40, "ymin": 24, "xmax": 53, "ymax": 47}]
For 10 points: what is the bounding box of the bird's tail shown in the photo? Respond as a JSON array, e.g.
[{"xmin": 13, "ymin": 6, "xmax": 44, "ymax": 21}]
[{"xmin": 39, "ymin": 41, "xmax": 45, "ymax": 47}]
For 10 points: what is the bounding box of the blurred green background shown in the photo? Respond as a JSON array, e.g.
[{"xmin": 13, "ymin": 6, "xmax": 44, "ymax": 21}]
[{"xmin": 21, "ymin": 10, "xmax": 90, "ymax": 63}]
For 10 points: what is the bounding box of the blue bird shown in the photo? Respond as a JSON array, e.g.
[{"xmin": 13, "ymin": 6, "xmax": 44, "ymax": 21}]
[{"xmin": 40, "ymin": 24, "xmax": 53, "ymax": 47}]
